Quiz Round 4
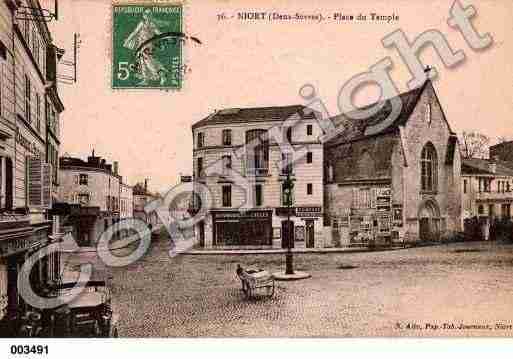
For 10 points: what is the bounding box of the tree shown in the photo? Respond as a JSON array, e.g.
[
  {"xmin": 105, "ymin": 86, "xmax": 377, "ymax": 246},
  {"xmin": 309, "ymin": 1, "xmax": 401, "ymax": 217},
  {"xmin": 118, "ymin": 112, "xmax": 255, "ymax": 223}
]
[{"xmin": 459, "ymin": 131, "xmax": 490, "ymax": 159}]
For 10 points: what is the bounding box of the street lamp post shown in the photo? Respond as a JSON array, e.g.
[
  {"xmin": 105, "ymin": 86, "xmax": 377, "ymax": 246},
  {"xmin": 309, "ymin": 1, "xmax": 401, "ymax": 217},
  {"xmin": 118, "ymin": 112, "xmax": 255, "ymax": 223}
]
[{"xmin": 283, "ymin": 171, "xmax": 294, "ymax": 275}]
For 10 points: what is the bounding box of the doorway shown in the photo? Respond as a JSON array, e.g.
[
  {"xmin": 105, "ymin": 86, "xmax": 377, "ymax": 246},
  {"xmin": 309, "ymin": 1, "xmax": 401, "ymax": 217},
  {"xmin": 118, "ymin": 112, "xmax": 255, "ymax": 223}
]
[
  {"xmin": 305, "ymin": 220, "xmax": 315, "ymax": 248},
  {"xmin": 418, "ymin": 200, "xmax": 441, "ymax": 241}
]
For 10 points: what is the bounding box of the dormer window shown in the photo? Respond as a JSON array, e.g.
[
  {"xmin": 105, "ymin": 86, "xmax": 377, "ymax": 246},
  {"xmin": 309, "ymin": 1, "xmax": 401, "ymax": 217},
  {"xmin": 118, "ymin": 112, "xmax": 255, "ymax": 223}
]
[{"xmin": 222, "ymin": 129, "xmax": 232, "ymax": 146}]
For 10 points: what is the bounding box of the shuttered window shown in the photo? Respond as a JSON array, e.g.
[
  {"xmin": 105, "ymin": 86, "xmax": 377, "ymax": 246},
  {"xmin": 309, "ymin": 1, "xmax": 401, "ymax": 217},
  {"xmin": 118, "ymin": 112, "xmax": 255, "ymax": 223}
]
[
  {"xmin": 25, "ymin": 75, "xmax": 31, "ymax": 123},
  {"xmin": 27, "ymin": 157, "xmax": 52, "ymax": 208}
]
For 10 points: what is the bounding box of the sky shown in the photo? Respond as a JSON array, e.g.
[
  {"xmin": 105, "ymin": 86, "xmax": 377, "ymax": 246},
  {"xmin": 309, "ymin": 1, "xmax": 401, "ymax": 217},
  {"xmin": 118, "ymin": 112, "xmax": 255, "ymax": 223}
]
[{"xmin": 43, "ymin": 0, "xmax": 513, "ymax": 193}]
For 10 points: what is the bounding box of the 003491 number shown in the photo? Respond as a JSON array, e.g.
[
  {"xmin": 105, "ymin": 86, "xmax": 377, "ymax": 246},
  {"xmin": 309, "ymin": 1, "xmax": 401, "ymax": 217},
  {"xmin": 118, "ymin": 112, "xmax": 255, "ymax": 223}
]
[{"xmin": 10, "ymin": 345, "xmax": 49, "ymax": 355}]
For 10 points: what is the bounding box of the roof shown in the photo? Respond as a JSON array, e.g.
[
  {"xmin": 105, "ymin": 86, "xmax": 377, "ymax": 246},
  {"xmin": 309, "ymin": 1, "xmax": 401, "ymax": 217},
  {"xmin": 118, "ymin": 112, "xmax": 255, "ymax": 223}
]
[
  {"xmin": 192, "ymin": 105, "xmax": 317, "ymax": 129},
  {"xmin": 325, "ymin": 82, "xmax": 428, "ymax": 147},
  {"xmin": 325, "ymin": 133, "xmax": 398, "ymax": 182},
  {"xmin": 461, "ymin": 158, "xmax": 513, "ymax": 176}
]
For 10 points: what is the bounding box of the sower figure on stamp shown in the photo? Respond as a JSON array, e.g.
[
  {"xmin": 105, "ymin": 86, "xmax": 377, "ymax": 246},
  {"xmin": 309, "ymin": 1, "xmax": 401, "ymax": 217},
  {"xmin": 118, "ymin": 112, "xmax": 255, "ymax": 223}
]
[{"xmin": 123, "ymin": 9, "xmax": 169, "ymax": 86}]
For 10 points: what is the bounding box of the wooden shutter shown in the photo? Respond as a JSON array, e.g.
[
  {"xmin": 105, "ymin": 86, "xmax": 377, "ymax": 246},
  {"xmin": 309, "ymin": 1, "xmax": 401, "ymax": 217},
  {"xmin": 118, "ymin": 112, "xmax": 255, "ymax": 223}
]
[
  {"xmin": 28, "ymin": 158, "xmax": 52, "ymax": 208},
  {"xmin": 28, "ymin": 157, "xmax": 42, "ymax": 207},
  {"xmin": 42, "ymin": 163, "xmax": 52, "ymax": 207}
]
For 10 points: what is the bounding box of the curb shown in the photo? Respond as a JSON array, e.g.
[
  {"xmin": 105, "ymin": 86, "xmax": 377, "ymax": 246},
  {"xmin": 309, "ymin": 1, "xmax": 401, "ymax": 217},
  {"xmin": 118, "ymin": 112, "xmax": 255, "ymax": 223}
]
[{"xmin": 182, "ymin": 245, "xmax": 413, "ymax": 255}]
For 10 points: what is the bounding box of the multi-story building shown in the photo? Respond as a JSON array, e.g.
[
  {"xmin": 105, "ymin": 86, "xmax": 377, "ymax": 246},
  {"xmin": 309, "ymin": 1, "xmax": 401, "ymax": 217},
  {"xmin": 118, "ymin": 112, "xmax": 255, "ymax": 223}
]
[
  {"xmin": 0, "ymin": 0, "xmax": 65, "ymax": 334},
  {"xmin": 120, "ymin": 181, "xmax": 133, "ymax": 219},
  {"xmin": 324, "ymin": 79, "xmax": 462, "ymax": 245},
  {"xmin": 133, "ymin": 180, "xmax": 160, "ymax": 230},
  {"xmin": 461, "ymin": 157, "xmax": 513, "ymax": 220},
  {"xmin": 59, "ymin": 152, "xmax": 122, "ymax": 246},
  {"xmin": 191, "ymin": 105, "xmax": 324, "ymax": 248}
]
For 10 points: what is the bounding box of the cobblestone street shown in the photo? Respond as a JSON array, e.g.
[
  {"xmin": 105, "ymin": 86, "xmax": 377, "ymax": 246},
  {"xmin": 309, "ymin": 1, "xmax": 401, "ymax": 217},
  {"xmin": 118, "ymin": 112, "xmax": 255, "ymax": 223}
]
[{"xmin": 107, "ymin": 240, "xmax": 513, "ymax": 337}]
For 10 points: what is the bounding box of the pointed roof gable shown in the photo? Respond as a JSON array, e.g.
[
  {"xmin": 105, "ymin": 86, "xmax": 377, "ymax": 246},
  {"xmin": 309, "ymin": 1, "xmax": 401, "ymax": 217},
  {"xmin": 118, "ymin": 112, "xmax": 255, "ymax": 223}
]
[{"xmin": 325, "ymin": 81, "xmax": 430, "ymax": 147}]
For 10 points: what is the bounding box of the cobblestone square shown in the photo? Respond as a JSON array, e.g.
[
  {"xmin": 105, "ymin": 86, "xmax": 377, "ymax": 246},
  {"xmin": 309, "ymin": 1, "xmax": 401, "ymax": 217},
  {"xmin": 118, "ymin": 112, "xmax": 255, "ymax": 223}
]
[{"xmin": 108, "ymin": 241, "xmax": 513, "ymax": 337}]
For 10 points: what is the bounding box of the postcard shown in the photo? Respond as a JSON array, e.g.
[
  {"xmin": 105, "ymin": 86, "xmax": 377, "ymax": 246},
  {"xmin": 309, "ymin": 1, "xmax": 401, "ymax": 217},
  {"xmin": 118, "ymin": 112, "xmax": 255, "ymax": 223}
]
[{"xmin": 0, "ymin": 0, "xmax": 512, "ymax": 347}]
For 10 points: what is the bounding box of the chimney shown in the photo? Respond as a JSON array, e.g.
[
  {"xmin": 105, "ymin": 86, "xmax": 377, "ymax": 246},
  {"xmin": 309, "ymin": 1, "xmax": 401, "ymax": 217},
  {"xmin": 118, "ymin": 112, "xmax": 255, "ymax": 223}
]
[
  {"xmin": 113, "ymin": 161, "xmax": 119, "ymax": 175},
  {"xmin": 144, "ymin": 179, "xmax": 148, "ymax": 193}
]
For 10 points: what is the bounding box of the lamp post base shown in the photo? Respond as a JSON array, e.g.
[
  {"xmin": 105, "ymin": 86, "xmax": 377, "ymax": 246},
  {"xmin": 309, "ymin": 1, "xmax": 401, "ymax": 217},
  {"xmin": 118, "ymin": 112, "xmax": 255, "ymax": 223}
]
[{"xmin": 272, "ymin": 271, "xmax": 311, "ymax": 281}]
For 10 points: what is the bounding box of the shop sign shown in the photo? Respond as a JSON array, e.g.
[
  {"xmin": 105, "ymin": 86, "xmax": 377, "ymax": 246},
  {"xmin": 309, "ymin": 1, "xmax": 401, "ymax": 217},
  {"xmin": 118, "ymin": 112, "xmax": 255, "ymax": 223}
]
[
  {"xmin": 214, "ymin": 211, "xmax": 271, "ymax": 220},
  {"xmin": 16, "ymin": 129, "xmax": 43, "ymax": 158},
  {"xmin": 296, "ymin": 206, "xmax": 322, "ymax": 217},
  {"xmin": 0, "ymin": 234, "xmax": 35, "ymax": 257}
]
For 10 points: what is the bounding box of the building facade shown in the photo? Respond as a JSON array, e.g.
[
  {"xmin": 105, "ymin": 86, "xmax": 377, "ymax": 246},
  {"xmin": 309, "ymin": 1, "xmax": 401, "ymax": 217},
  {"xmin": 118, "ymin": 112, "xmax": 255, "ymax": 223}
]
[
  {"xmin": 120, "ymin": 182, "xmax": 133, "ymax": 219},
  {"xmin": 324, "ymin": 80, "xmax": 462, "ymax": 246},
  {"xmin": 0, "ymin": 0, "xmax": 64, "ymax": 334},
  {"xmin": 461, "ymin": 158, "xmax": 513, "ymax": 220},
  {"xmin": 191, "ymin": 105, "xmax": 325, "ymax": 248},
  {"xmin": 59, "ymin": 152, "xmax": 122, "ymax": 246},
  {"xmin": 133, "ymin": 180, "xmax": 160, "ymax": 230}
]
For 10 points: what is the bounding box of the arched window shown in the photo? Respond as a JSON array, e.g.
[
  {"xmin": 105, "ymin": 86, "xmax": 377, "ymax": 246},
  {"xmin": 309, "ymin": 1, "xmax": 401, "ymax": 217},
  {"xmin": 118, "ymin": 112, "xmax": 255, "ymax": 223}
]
[{"xmin": 421, "ymin": 142, "xmax": 437, "ymax": 192}]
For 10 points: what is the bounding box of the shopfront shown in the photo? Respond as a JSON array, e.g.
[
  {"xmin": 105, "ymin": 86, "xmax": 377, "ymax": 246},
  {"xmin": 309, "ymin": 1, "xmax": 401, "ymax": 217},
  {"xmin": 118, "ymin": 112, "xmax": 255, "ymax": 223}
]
[
  {"xmin": 275, "ymin": 206, "xmax": 322, "ymax": 248},
  {"xmin": 212, "ymin": 210, "xmax": 272, "ymax": 246},
  {"xmin": 0, "ymin": 218, "xmax": 54, "ymax": 336}
]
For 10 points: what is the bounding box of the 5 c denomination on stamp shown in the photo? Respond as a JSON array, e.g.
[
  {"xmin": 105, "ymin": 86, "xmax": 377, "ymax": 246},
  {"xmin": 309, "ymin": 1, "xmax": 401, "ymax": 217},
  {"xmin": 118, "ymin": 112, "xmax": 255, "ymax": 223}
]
[{"xmin": 112, "ymin": 3, "xmax": 183, "ymax": 89}]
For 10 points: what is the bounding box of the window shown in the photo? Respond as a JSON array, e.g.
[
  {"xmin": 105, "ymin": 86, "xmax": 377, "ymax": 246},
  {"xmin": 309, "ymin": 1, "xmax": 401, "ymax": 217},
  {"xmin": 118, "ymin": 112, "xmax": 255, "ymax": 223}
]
[
  {"xmin": 281, "ymin": 152, "xmax": 293, "ymax": 175},
  {"xmin": 222, "ymin": 155, "xmax": 231, "ymax": 175},
  {"xmin": 222, "ymin": 129, "xmax": 232, "ymax": 146},
  {"xmin": 79, "ymin": 173, "xmax": 88, "ymax": 185},
  {"xmin": 307, "ymin": 124, "xmax": 313, "ymax": 136},
  {"xmin": 306, "ymin": 152, "xmax": 313, "ymax": 164},
  {"xmin": 425, "ymin": 102, "xmax": 431, "ymax": 124},
  {"xmin": 25, "ymin": 75, "xmax": 31, "ymax": 122},
  {"xmin": 32, "ymin": 29, "xmax": 38, "ymax": 66},
  {"xmin": 508, "ymin": 182, "xmax": 511, "ymax": 192},
  {"xmin": 35, "ymin": 93, "xmax": 41, "ymax": 132},
  {"xmin": 286, "ymin": 127, "xmax": 292, "ymax": 143},
  {"xmin": 489, "ymin": 204, "xmax": 495, "ymax": 218},
  {"xmin": 421, "ymin": 142, "xmax": 437, "ymax": 192},
  {"xmin": 197, "ymin": 157, "xmax": 204, "ymax": 178},
  {"xmin": 197, "ymin": 132, "xmax": 204, "ymax": 148},
  {"xmin": 307, "ymin": 183, "xmax": 313, "ymax": 195},
  {"xmin": 501, "ymin": 204, "xmax": 511, "ymax": 219},
  {"xmin": 246, "ymin": 129, "xmax": 269, "ymax": 175},
  {"xmin": 484, "ymin": 179, "xmax": 491, "ymax": 192},
  {"xmin": 222, "ymin": 185, "xmax": 231, "ymax": 207},
  {"xmin": 463, "ymin": 179, "xmax": 467, "ymax": 194},
  {"xmin": 254, "ymin": 184, "xmax": 263, "ymax": 206},
  {"xmin": 478, "ymin": 205, "xmax": 484, "ymax": 215},
  {"xmin": 281, "ymin": 181, "xmax": 294, "ymax": 206}
]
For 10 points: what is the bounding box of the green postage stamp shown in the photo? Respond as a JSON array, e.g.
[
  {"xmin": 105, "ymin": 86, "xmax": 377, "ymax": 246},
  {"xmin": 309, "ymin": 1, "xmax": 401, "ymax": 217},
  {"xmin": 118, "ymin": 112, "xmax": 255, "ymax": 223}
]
[{"xmin": 112, "ymin": 3, "xmax": 183, "ymax": 89}]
